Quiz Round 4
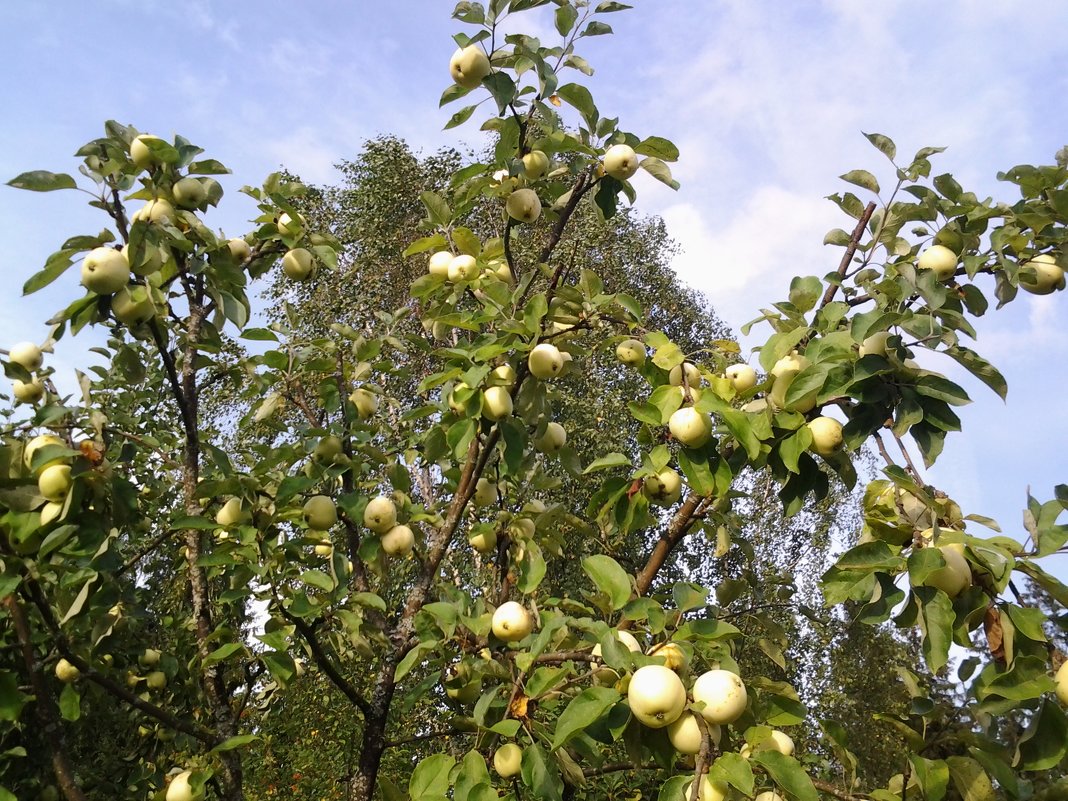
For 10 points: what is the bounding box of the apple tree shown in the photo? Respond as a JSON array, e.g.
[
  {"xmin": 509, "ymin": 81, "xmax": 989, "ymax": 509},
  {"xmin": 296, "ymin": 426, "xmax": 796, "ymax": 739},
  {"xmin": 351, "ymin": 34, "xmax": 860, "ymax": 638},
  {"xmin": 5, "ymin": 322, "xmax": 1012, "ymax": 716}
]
[{"xmin": 2, "ymin": 2, "xmax": 1068, "ymax": 801}]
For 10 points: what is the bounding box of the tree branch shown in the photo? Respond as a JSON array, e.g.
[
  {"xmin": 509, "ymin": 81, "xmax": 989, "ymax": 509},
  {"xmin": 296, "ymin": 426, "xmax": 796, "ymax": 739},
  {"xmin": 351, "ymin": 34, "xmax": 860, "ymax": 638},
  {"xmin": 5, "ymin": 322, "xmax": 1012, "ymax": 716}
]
[
  {"xmin": 820, "ymin": 202, "xmax": 877, "ymax": 309},
  {"xmin": 285, "ymin": 611, "xmax": 371, "ymax": 716}
]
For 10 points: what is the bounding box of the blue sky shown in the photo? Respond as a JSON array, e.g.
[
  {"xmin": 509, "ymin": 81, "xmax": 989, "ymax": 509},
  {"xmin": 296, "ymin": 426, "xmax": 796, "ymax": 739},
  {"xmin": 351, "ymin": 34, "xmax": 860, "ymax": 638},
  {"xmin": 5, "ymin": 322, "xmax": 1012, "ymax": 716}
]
[{"xmin": 2, "ymin": 0, "xmax": 1067, "ymax": 559}]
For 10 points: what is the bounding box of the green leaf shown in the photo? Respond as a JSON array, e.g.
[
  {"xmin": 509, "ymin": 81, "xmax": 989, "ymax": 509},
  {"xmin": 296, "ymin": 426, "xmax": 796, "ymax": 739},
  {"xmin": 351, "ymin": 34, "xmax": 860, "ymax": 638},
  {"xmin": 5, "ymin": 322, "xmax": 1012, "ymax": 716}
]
[
  {"xmin": 300, "ymin": 570, "xmax": 336, "ymax": 591},
  {"xmin": 403, "ymin": 233, "xmax": 448, "ymax": 257},
  {"xmin": 240, "ymin": 327, "xmax": 279, "ymax": 342},
  {"xmin": 555, "ymin": 4, "xmax": 578, "ymax": 35},
  {"xmin": 410, "ymin": 754, "xmax": 457, "ymax": 801},
  {"xmin": 750, "ymin": 751, "xmax": 817, "ymax": 801},
  {"xmin": 943, "ymin": 346, "xmax": 1007, "ymax": 401},
  {"xmin": 582, "ymin": 452, "xmax": 631, "ymax": 474},
  {"xmin": 445, "ymin": 104, "xmax": 478, "ymax": 130},
  {"xmin": 58, "ymin": 683, "xmax": 80, "ymax": 722},
  {"xmin": 204, "ymin": 642, "xmax": 243, "ymax": 666},
  {"xmin": 634, "ymin": 136, "xmax": 679, "ymax": 162},
  {"xmin": 7, "ymin": 170, "xmax": 77, "ymax": 192},
  {"xmin": 484, "ymin": 71, "xmax": 517, "ymax": 115},
  {"xmin": 863, "ymin": 132, "xmax": 897, "ymax": 161},
  {"xmin": 23, "ymin": 248, "xmax": 79, "ymax": 295},
  {"xmin": 639, "ymin": 157, "xmax": 679, "ymax": 190},
  {"xmin": 420, "ymin": 191, "xmax": 451, "ymax": 227},
  {"xmin": 1015, "ymin": 698, "xmax": 1068, "ymax": 770},
  {"xmin": 582, "ymin": 555, "xmax": 632, "ymax": 610},
  {"xmin": 840, "ymin": 169, "xmax": 880, "ymax": 194},
  {"xmin": 916, "ymin": 588, "xmax": 954, "ymax": 672},
  {"xmin": 914, "ymin": 375, "xmax": 971, "ymax": 406},
  {"xmin": 909, "ymin": 755, "xmax": 949, "ymax": 801},
  {"xmin": 551, "ymin": 687, "xmax": 620, "ymax": 750},
  {"xmin": 212, "ymin": 734, "xmax": 260, "ymax": 752},
  {"xmin": 555, "ymin": 83, "xmax": 598, "ymax": 130},
  {"xmin": 672, "ymin": 582, "xmax": 708, "ymax": 612},
  {"xmin": 709, "ymin": 752, "xmax": 754, "ymax": 796},
  {"xmin": 521, "ymin": 745, "xmax": 563, "ymax": 801},
  {"xmin": 0, "ymin": 672, "xmax": 28, "ymax": 722},
  {"xmin": 581, "ymin": 20, "xmax": 613, "ymax": 36}
]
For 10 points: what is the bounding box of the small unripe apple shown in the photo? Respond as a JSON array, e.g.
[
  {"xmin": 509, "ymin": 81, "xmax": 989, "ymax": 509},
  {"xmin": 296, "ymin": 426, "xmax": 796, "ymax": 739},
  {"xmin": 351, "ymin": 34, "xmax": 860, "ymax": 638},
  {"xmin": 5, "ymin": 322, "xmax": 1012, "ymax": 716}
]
[
  {"xmin": 140, "ymin": 648, "xmax": 162, "ymax": 668},
  {"xmin": 669, "ymin": 407, "xmax": 712, "ymax": 448},
  {"xmin": 669, "ymin": 362, "xmax": 701, "ymax": 387},
  {"xmin": 1020, "ymin": 253, "xmax": 1066, "ymax": 295},
  {"xmin": 146, "ymin": 670, "xmax": 167, "ymax": 691},
  {"xmin": 350, "ymin": 388, "xmax": 379, "ymax": 419},
  {"xmin": 449, "ymin": 45, "xmax": 491, "ymax": 89},
  {"xmin": 428, "ymin": 250, "xmax": 454, "ymax": 277},
  {"xmin": 684, "ymin": 776, "xmax": 728, "ymax": 801},
  {"xmin": 228, "ymin": 238, "xmax": 251, "ymax": 263},
  {"xmin": 364, "ymin": 496, "xmax": 398, "ymax": 533},
  {"xmin": 112, "ymin": 285, "xmax": 157, "ymax": 326},
  {"xmin": 172, "ymin": 176, "xmax": 206, "ymax": 209},
  {"xmin": 55, "ymin": 658, "xmax": 80, "ymax": 683},
  {"xmin": 473, "ymin": 478, "xmax": 497, "ymax": 507},
  {"xmin": 1055, "ymin": 660, "xmax": 1068, "ymax": 705},
  {"xmin": 493, "ymin": 743, "xmax": 523, "ymax": 778},
  {"xmin": 132, "ymin": 198, "xmax": 176, "ymax": 225},
  {"xmin": 130, "ymin": 134, "xmax": 165, "ymax": 170},
  {"xmin": 692, "ymin": 669, "xmax": 747, "ymax": 724},
  {"xmin": 489, "ymin": 363, "xmax": 516, "ymax": 387},
  {"xmin": 807, "ymin": 416, "xmax": 843, "ymax": 457},
  {"xmin": 9, "ymin": 341, "xmax": 42, "ymax": 371},
  {"xmin": 643, "ymin": 468, "xmax": 682, "ymax": 505},
  {"xmin": 627, "ymin": 664, "xmax": 686, "ymax": 729},
  {"xmin": 215, "ymin": 497, "xmax": 248, "ymax": 528},
  {"xmin": 468, "ymin": 526, "xmax": 497, "ymax": 553},
  {"xmin": 492, "ymin": 601, "xmax": 533, "ymax": 642},
  {"xmin": 381, "ymin": 524, "xmax": 415, "ymax": 557},
  {"xmin": 81, "ymin": 247, "xmax": 131, "ymax": 295},
  {"xmin": 522, "ymin": 150, "xmax": 550, "ymax": 180},
  {"xmin": 482, "ymin": 386, "xmax": 513, "ymax": 421},
  {"xmin": 616, "ymin": 339, "xmax": 646, "ymax": 367},
  {"xmin": 917, "ymin": 245, "xmax": 958, "ymax": 281},
  {"xmin": 921, "ymin": 540, "xmax": 972, "ymax": 597},
  {"xmin": 528, "ymin": 343, "xmax": 565, "ymax": 380},
  {"xmin": 603, "ymin": 144, "xmax": 639, "ymax": 180},
  {"xmin": 648, "ymin": 641, "xmax": 687, "ymax": 671},
  {"xmin": 505, "ymin": 188, "xmax": 542, "ymax": 223},
  {"xmin": 314, "ymin": 543, "xmax": 334, "ymax": 557},
  {"xmin": 724, "ymin": 364, "xmax": 757, "ymax": 392},
  {"xmin": 277, "ymin": 212, "xmax": 303, "ymax": 237},
  {"xmin": 448, "ymin": 254, "xmax": 479, "ymax": 282},
  {"xmin": 667, "ymin": 712, "xmax": 719, "ymax": 755},
  {"xmin": 13, "ymin": 378, "xmax": 45, "ymax": 404},
  {"xmin": 304, "ymin": 495, "xmax": 338, "ymax": 530},
  {"xmin": 38, "ymin": 464, "xmax": 72, "ymax": 502},
  {"xmin": 536, "ymin": 422, "xmax": 566, "ymax": 454},
  {"xmin": 282, "ymin": 248, "xmax": 315, "ymax": 281}
]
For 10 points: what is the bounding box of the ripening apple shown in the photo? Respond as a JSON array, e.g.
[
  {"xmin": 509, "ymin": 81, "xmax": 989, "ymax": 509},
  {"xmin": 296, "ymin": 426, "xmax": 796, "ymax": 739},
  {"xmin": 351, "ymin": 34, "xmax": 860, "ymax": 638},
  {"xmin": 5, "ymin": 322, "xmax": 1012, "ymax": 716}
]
[
  {"xmin": 130, "ymin": 134, "xmax": 165, "ymax": 169},
  {"xmin": 752, "ymin": 729, "xmax": 795, "ymax": 757},
  {"xmin": 146, "ymin": 670, "xmax": 167, "ymax": 691},
  {"xmin": 921, "ymin": 540, "xmax": 972, "ymax": 597},
  {"xmin": 140, "ymin": 648, "xmax": 162, "ymax": 668},
  {"xmin": 917, "ymin": 244, "xmax": 958, "ymax": 281},
  {"xmin": 172, "ymin": 176, "xmax": 206, "ymax": 209},
  {"xmin": 592, "ymin": 629, "xmax": 642, "ymax": 658},
  {"xmin": 667, "ymin": 712, "xmax": 720, "ymax": 755},
  {"xmin": 724, "ymin": 364, "xmax": 757, "ymax": 392},
  {"xmin": 38, "ymin": 464, "xmax": 72, "ymax": 502},
  {"xmin": 603, "ymin": 144, "xmax": 639, "ymax": 180},
  {"xmin": 449, "ymin": 382, "xmax": 471, "ymax": 413},
  {"xmin": 228, "ymin": 238, "xmax": 252, "ymax": 263},
  {"xmin": 277, "ymin": 212, "xmax": 303, "ymax": 237},
  {"xmin": 468, "ymin": 526, "xmax": 497, "ymax": 553},
  {"xmin": 643, "ymin": 467, "xmax": 682, "ymax": 506},
  {"xmin": 314, "ymin": 543, "xmax": 334, "ymax": 557},
  {"xmin": 449, "ymin": 44, "xmax": 492, "ymax": 89},
  {"xmin": 506, "ymin": 188, "xmax": 542, "ymax": 223},
  {"xmin": 313, "ymin": 435, "xmax": 345, "ymax": 464},
  {"xmin": 528, "ymin": 343, "xmax": 564, "ymax": 379},
  {"xmin": 381, "ymin": 524, "xmax": 415, "ymax": 557},
  {"xmin": 364, "ymin": 496, "xmax": 398, "ymax": 533},
  {"xmin": 13, "ymin": 378, "xmax": 44, "ymax": 404},
  {"xmin": 807, "ymin": 416, "xmax": 843, "ymax": 457},
  {"xmin": 627, "ymin": 665, "xmax": 686, "ymax": 728},
  {"xmin": 616, "ymin": 339, "xmax": 646, "ymax": 367},
  {"xmin": 8, "ymin": 341, "xmax": 42, "ymax": 371},
  {"xmin": 112, "ymin": 285, "xmax": 157, "ymax": 326},
  {"xmin": 304, "ymin": 495, "xmax": 338, "ymax": 530},
  {"xmin": 482, "ymin": 386, "xmax": 513, "ymax": 421},
  {"xmin": 770, "ymin": 352, "xmax": 809, "ymax": 379},
  {"xmin": 692, "ymin": 669, "xmax": 747, "ymax": 724},
  {"xmin": 473, "ymin": 478, "xmax": 497, "ymax": 507},
  {"xmin": 448, "ymin": 254, "xmax": 479, "ymax": 282},
  {"xmin": 55, "ymin": 658, "xmax": 80, "ymax": 683},
  {"xmin": 25, "ymin": 434, "xmax": 65, "ymax": 471},
  {"xmin": 132, "ymin": 198, "xmax": 176, "ymax": 225},
  {"xmin": 669, "ymin": 362, "xmax": 701, "ymax": 387},
  {"xmin": 350, "ymin": 388, "xmax": 379, "ymax": 419},
  {"xmin": 1055, "ymin": 660, "xmax": 1068, "ymax": 705},
  {"xmin": 215, "ymin": 497, "xmax": 248, "ymax": 528},
  {"xmin": 522, "ymin": 150, "xmax": 550, "ymax": 180},
  {"xmin": 1020, "ymin": 253, "xmax": 1066, "ymax": 295},
  {"xmin": 510, "ymin": 518, "xmax": 536, "ymax": 539},
  {"xmin": 122, "ymin": 242, "xmax": 167, "ymax": 276},
  {"xmin": 648, "ymin": 641, "xmax": 687, "ymax": 672},
  {"xmin": 754, "ymin": 793, "xmax": 785, "ymax": 801},
  {"xmin": 493, "ymin": 743, "xmax": 523, "ymax": 778},
  {"xmin": 166, "ymin": 770, "xmax": 200, "ymax": 801},
  {"xmin": 536, "ymin": 422, "xmax": 567, "ymax": 454},
  {"xmin": 282, "ymin": 248, "xmax": 315, "ymax": 280},
  {"xmin": 684, "ymin": 776, "xmax": 728, "ymax": 801},
  {"xmin": 859, "ymin": 331, "xmax": 892, "ymax": 357},
  {"xmin": 669, "ymin": 407, "xmax": 712, "ymax": 448},
  {"xmin": 492, "ymin": 601, "xmax": 533, "ymax": 642},
  {"xmin": 489, "ymin": 364, "xmax": 516, "ymax": 387},
  {"xmin": 81, "ymin": 247, "xmax": 131, "ymax": 295},
  {"xmin": 428, "ymin": 250, "xmax": 454, "ymax": 277}
]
